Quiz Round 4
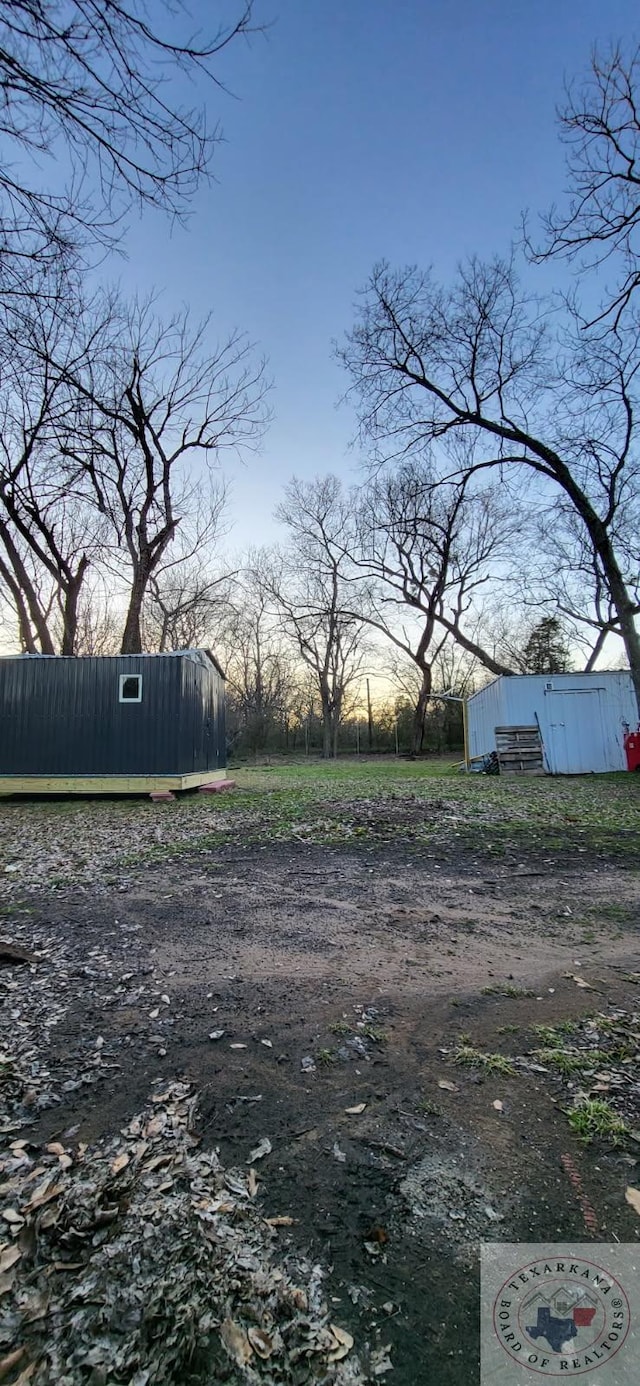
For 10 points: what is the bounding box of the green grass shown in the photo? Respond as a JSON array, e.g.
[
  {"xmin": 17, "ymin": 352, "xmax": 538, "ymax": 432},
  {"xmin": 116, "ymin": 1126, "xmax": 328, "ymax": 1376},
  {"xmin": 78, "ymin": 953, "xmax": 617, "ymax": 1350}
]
[
  {"xmin": 2, "ymin": 756, "xmax": 640, "ymax": 884},
  {"xmin": 531, "ymin": 1021, "xmax": 579, "ymax": 1046},
  {"xmin": 534, "ymin": 1047, "xmax": 611, "ymax": 1074},
  {"xmin": 316, "ymin": 1048, "xmax": 336, "ymax": 1066},
  {"xmin": 567, "ymin": 1099, "xmax": 628, "ymax": 1144},
  {"xmin": 362, "ymin": 1025, "xmax": 388, "ymax": 1044},
  {"xmin": 453, "ymin": 1045, "xmax": 516, "ymax": 1076}
]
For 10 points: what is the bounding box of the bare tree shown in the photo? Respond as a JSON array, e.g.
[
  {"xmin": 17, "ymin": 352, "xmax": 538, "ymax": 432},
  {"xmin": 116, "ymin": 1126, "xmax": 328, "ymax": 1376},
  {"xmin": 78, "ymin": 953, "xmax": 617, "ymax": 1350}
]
[
  {"xmin": 341, "ymin": 257, "xmax": 640, "ymax": 715},
  {"xmin": 0, "ymin": 300, "xmax": 105, "ymax": 653},
  {"xmin": 59, "ymin": 296, "xmax": 269, "ymax": 653},
  {"xmin": 73, "ymin": 576, "xmax": 120, "ymax": 654},
  {"xmin": 354, "ymin": 463, "xmax": 514, "ymax": 754},
  {"xmin": 528, "ymin": 43, "xmax": 640, "ymax": 326},
  {"xmin": 219, "ymin": 556, "xmax": 297, "ymax": 756},
  {"xmin": 271, "ymin": 478, "xmax": 368, "ymax": 758},
  {"xmin": 143, "ymin": 483, "xmax": 232, "ymax": 651},
  {"xmin": 0, "ymin": 1, "xmax": 256, "ymax": 289}
]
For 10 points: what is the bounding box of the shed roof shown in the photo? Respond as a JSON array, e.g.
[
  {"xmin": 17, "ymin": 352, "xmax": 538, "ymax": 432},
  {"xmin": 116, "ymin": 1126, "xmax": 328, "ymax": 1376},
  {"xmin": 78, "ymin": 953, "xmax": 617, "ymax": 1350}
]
[
  {"xmin": 467, "ymin": 668, "xmax": 631, "ymax": 704},
  {"xmin": 1, "ymin": 647, "xmax": 226, "ymax": 680}
]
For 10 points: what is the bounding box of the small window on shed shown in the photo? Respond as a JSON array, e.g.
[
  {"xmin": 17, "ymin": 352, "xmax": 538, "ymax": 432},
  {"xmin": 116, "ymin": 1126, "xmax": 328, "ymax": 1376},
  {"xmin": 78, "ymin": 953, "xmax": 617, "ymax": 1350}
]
[{"xmin": 119, "ymin": 673, "xmax": 142, "ymax": 703}]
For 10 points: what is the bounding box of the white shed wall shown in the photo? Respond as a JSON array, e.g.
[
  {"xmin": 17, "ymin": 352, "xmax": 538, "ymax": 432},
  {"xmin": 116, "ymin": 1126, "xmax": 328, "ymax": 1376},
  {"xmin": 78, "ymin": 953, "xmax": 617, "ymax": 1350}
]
[
  {"xmin": 467, "ymin": 677, "xmax": 506, "ymax": 759},
  {"xmin": 467, "ymin": 671, "xmax": 636, "ymax": 773}
]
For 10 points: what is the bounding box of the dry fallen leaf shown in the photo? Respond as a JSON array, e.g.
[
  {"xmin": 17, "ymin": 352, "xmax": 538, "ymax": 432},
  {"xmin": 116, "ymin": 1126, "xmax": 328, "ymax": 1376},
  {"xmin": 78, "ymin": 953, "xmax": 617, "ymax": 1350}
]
[
  {"xmin": 23, "ymin": 1182, "xmax": 64, "ymax": 1213},
  {"xmin": 438, "ymin": 1079, "xmax": 457, "ymax": 1092},
  {"xmin": 230, "ymin": 1042, "xmax": 248, "ymax": 1050},
  {"xmin": 345, "ymin": 1103, "xmax": 367, "ymax": 1115},
  {"xmin": 493, "ymin": 1100, "xmax": 504, "ymax": 1112},
  {"xmin": 0, "ymin": 1246, "xmax": 21, "ymax": 1274},
  {"xmin": 0, "ymin": 1347, "xmax": 27, "ymax": 1382},
  {"xmin": 265, "ymin": 1215, "xmax": 295, "ymax": 1227},
  {"xmin": 110, "ymin": 1152, "xmax": 130, "ymax": 1175},
  {"xmin": 247, "ymin": 1326, "xmax": 274, "ymax": 1359},
  {"xmin": 328, "ymin": 1325, "xmax": 354, "ymax": 1363},
  {"xmin": 13, "ymin": 1364, "xmax": 37, "ymax": 1384},
  {"xmin": 247, "ymin": 1168, "xmax": 258, "ymax": 1198},
  {"xmin": 247, "ymin": 1137, "xmax": 272, "ymax": 1163},
  {"xmin": 2, "ymin": 1209, "xmax": 23, "ymax": 1225},
  {"xmin": 144, "ymin": 1113, "xmax": 166, "ymax": 1139},
  {"xmin": 625, "ymin": 1186, "xmax": 640, "ymax": 1216},
  {"xmin": 564, "ymin": 973, "xmax": 595, "ymax": 990},
  {"xmin": 220, "ymin": 1318, "xmax": 253, "ymax": 1367},
  {"xmin": 142, "ymin": 1154, "xmax": 172, "ymax": 1173},
  {"xmin": 260, "ymin": 1039, "xmax": 273, "ymax": 1048},
  {"xmin": 45, "ymin": 1143, "xmax": 65, "ymax": 1157}
]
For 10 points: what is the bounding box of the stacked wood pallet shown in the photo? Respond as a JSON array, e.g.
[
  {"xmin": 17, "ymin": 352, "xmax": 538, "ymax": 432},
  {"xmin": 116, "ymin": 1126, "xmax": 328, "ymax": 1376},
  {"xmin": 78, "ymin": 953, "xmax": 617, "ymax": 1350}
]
[{"xmin": 494, "ymin": 725, "xmax": 544, "ymax": 775}]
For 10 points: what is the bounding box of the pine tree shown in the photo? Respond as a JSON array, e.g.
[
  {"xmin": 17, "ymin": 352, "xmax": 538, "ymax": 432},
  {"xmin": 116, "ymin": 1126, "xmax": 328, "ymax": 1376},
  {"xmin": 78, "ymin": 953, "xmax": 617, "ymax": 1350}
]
[{"xmin": 521, "ymin": 617, "xmax": 571, "ymax": 674}]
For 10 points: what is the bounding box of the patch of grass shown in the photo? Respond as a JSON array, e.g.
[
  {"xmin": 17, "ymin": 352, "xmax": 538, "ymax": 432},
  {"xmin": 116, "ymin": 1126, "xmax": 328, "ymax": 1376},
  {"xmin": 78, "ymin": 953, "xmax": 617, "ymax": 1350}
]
[
  {"xmin": 531, "ymin": 1025, "xmax": 562, "ymax": 1046},
  {"xmin": 482, "ymin": 983, "xmax": 535, "ymax": 998},
  {"xmin": 593, "ymin": 903, "xmax": 630, "ymax": 922},
  {"xmin": 567, "ymin": 1099, "xmax": 627, "ymax": 1145},
  {"xmin": 417, "ymin": 1099, "xmax": 444, "ymax": 1117},
  {"xmin": 453, "ymin": 1046, "xmax": 516, "ymax": 1076},
  {"xmin": 533, "ymin": 1048, "xmax": 612, "ymax": 1074},
  {"xmin": 328, "ymin": 1021, "xmax": 351, "ymax": 1036},
  {"xmin": 496, "ymin": 1024, "xmax": 520, "ymax": 1035},
  {"xmin": 316, "ymin": 1048, "xmax": 336, "ymax": 1067},
  {"xmin": 531, "ymin": 1020, "xmax": 579, "ymax": 1046},
  {"xmin": 362, "ymin": 1025, "xmax": 388, "ymax": 1044}
]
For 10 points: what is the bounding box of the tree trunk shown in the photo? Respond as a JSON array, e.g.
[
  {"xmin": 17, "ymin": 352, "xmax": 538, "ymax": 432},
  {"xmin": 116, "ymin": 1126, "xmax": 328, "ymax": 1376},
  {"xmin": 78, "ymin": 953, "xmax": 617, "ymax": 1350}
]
[
  {"xmin": 411, "ymin": 667, "xmax": 432, "ymax": 757},
  {"xmin": 121, "ymin": 566, "xmax": 149, "ymax": 653},
  {"xmin": 60, "ymin": 559, "xmax": 89, "ymax": 656},
  {"xmin": 0, "ymin": 527, "xmax": 55, "ymax": 654},
  {"xmin": 0, "ymin": 558, "xmax": 37, "ymax": 652},
  {"xmin": 601, "ymin": 567, "xmax": 640, "ymax": 719}
]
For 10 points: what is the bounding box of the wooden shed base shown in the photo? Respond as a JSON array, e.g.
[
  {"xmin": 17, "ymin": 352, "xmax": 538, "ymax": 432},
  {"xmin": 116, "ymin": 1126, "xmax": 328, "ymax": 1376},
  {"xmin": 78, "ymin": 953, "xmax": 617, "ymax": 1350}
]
[{"xmin": 0, "ymin": 770, "xmax": 226, "ymax": 798}]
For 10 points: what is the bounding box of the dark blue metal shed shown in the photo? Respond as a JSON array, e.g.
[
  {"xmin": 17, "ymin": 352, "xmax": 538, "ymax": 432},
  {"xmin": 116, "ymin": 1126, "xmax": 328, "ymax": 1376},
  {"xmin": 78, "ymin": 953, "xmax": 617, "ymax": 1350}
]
[{"xmin": 0, "ymin": 649, "xmax": 226, "ymax": 794}]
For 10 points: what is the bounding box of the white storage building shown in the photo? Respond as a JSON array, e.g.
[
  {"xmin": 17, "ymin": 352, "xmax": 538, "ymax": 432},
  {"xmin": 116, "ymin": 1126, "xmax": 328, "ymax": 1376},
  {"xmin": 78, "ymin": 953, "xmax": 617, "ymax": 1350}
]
[{"xmin": 466, "ymin": 671, "xmax": 637, "ymax": 774}]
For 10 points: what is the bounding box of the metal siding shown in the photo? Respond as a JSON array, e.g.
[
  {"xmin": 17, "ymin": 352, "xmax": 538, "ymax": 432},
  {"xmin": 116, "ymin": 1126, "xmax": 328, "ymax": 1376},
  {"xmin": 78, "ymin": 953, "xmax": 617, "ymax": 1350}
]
[
  {"xmin": 177, "ymin": 654, "xmax": 226, "ymax": 773},
  {"xmin": 467, "ymin": 678, "xmax": 506, "ymax": 758},
  {"xmin": 502, "ymin": 672, "xmax": 635, "ymax": 773},
  {"xmin": 0, "ymin": 651, "xmax": 226, "ymax": 777}
]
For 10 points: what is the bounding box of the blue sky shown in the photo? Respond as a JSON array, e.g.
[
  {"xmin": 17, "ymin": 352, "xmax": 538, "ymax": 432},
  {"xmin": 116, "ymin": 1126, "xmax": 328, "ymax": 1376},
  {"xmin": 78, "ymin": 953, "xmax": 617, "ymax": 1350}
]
[{"xmin": 116, "ymin": 0, "xmax": 639, "ymax": 546}]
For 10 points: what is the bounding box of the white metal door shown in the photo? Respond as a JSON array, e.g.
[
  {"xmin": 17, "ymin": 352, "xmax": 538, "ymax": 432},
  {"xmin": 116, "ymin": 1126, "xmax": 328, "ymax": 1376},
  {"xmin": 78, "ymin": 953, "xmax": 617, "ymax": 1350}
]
[{"xmin": 542, "ymin": 689, "xmax": 611, "ymax": 774}]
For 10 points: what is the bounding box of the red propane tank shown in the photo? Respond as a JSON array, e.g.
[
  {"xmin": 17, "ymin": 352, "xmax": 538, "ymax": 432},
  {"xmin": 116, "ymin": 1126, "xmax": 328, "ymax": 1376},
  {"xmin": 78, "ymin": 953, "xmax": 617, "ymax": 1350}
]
[{"xmin": 624, "ymin": 729, "xmax": 640, "ymax": 771}]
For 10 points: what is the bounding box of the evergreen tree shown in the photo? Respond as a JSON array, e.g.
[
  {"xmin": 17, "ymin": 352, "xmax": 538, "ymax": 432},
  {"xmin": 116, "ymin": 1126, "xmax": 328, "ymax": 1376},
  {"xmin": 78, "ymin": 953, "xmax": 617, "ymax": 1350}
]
[{"xmin": 521, "ymin": 617, "xmax": 572, "ymax": 674}]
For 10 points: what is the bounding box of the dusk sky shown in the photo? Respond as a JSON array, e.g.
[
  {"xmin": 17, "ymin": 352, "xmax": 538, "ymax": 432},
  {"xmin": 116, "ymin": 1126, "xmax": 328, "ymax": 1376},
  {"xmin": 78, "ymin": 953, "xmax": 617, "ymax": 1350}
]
[{"xmin": 116, "ymin": 0, "xmax": 639, "ymax": 548}]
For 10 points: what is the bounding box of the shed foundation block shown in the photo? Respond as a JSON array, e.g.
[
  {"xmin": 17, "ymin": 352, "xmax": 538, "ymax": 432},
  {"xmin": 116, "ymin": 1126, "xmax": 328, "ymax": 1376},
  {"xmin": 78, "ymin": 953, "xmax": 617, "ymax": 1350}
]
[{"xmin": 198, "ymin": 778, "xmax": 236, "ymax": 794}]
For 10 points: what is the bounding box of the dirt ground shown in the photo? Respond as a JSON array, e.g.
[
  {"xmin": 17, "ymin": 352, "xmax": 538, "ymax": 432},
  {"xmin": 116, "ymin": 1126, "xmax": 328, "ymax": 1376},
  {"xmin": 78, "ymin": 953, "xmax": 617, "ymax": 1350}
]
[{"xmin": 2, "ymin": 769, "xmax": 640, "ymax": 1384}]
